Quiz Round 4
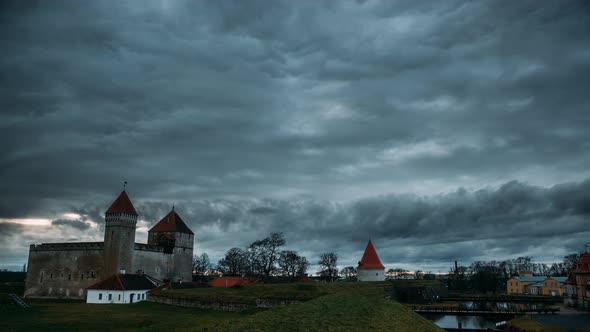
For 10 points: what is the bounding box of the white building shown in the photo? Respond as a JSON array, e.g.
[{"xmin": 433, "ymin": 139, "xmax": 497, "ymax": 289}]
[
  {"xmin": 86, "ymin": 272, "xmax": 161, "ymax": 304},
  {"xmin": 357, "ymin": 240, "xmax": 385, "ymax": 282}
]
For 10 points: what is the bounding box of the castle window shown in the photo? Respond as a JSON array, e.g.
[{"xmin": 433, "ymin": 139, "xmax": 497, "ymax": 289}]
[
  {"xmin": 68, "ymin": 274, "xmax": 71, "ymax": 280},
  {"xmin": 108, "ymin": 294, "xmax": 112, "ymax": 301},
  {"xmin": 50, "ymin": 273, "xmax": 53, "ymax": 279},
  {"xmin": 118, "ymin": 294, "xmax": 121, "ymax": 301},
  {"xmin": 99, "ymin": 293, "xmax": 103, "ymax": 300},
  {"xmin": 81, "ymin": 274, "xmax": 84, "ymax": 280},
  {"xmin": 40, "ymin": 272, "xmax": 44, "ymax": 283}
]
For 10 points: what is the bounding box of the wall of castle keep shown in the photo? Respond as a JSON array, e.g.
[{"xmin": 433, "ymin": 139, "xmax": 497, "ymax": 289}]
[
  {"xmin": 133, "ymin": 244, "xmax": 174, "ymax": 281},
  {"xmin": 173, "ymin": 232, "xmax": 194, "ymax": 282},
  {"xmin": 24, "ymin": 243, "xmax": 105, "ymax": 299}
]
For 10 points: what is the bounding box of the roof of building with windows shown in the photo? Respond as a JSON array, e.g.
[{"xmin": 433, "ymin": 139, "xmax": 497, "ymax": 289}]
[{"xmin": 87, "ymin": 273, "xmax": 160, "ymax": 290}]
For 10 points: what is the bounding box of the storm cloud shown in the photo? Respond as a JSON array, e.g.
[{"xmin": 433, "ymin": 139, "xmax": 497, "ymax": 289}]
[{"xmin": 1, "ymin": 1, "xmax": 589, "ymax": 271}]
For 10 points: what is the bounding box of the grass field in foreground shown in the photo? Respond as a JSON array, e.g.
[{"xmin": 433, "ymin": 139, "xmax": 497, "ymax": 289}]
[{"xmin": 2, "ymin": 281, "xmax": 444, "ymax": 332}]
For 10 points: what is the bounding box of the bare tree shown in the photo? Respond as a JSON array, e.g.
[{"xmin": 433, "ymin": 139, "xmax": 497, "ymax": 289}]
[
  {"xmin": 296, "ymin": 256, "xmax": 309, "ymax": 276},
  {"xmin": 340, "ymin": 266, "xmax": 357, "ymax": 281},
  {"xmin": 218, "ymin": 248, "xmax": 248, "ymax": 276},
  {"xmin": 248, "ymin": 232, "xmax": 286, "ymax": 277},
  {"xmin": 278, "ymin": 250, "xmax": 308, "ymax": 277},
  {"xmin": 318, "ymin": 252, "xmax": 338, "ymax": 282},
  {"xmin": 564, "ymin": 253, "xmax": 580, "ymax": 271},
  {"xmin": 193, "ymin": 253, "xmax": 212, "ymax": 275}
]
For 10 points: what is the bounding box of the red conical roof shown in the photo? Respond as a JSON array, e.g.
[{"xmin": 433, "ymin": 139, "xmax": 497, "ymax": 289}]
[
  {"xmin": 357, "ymin": 240, "xmax": 385, "ymax": 269},
  {"xmin": 105, "ymin": 191, "xmax": 138, "ymax": 216},
  {"xmin": 148, "ymin": 209, "xmax": 193, "ymax": 235}
]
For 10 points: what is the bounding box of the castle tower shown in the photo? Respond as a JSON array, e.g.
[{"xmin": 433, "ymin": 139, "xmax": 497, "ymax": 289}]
[
  {"xmin": 148, "ymin": 208, "xmax": 194, "ymax": 281},
  {"xmin": 357, "ymin": 240, "xmax": 385, "ymax": 282},
  {"xmin": 103, "ymin": 190, "xmax": 138, "ymax": 276}
]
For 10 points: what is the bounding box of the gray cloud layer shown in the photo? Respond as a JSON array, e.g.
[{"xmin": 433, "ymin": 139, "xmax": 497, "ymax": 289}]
[{"xmin": 1, "ymin": 1, "xmax": 589, "ymax": 270}]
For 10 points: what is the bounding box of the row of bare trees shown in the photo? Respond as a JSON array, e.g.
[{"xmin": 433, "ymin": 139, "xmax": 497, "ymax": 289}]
[
  {"xmin": 194, "ymin": 232, "xmax": 347, "ymax": 281},
  {"xmin": 196, "ymin": 232, "xmax": 309, "ymax": 278}
]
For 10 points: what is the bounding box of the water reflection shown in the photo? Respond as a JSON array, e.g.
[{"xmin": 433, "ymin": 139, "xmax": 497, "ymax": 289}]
[
  {"xmin": 461, "ymin": 301, "xmax": 547, "ymax": 311},
  {"xmin": 425, "ymin": 315, "xmax": 498, "ymax": 330}
]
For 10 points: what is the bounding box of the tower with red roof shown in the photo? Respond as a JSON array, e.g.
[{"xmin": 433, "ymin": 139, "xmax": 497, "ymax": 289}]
[
  {"xmin": 147, "ymin": 208, "xmax": 195, "ymax": 281},
  {"xmin": 103, "ymin": 190, "xmax": 139, "ymax": 275},
  {"xmin": 357, "ymin": 240, "xmax": 385, "ymax": 281}
]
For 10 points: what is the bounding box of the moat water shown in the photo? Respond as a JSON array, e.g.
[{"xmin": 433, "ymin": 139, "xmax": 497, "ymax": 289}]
[
  {"xmin": 424, "ymin": 314, "xmax": 499, "ymax": 330},
  {"xmin": 423, "ymin": 301, "xmax": 552, "ymax": 330}
]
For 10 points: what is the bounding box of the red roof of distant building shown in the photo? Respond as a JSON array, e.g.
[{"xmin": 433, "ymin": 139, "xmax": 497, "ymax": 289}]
[
  {"xmin": 105, "ymin": 191, "xmax": 138, "ymax": 216},
  {"xmin": 208, "ymin": 277, "xmax": 260, "ymax": 288},
  {"xmin": 87, "ymin": 273, "xmax": 159, "ymax": 290},
  {"xmin": 357, "ymin": 240, "xmax": 385, "ymax": 270},
  {"xmin": 148, "ymin": 209, "xmax": 194, "ymax": 235},
  {"xmin": 573, "ymin": 252, "xmax": 590, "ymax": 273}
]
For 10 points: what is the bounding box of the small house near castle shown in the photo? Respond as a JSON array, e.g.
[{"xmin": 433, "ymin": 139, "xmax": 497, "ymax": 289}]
[
  {"xmin": 357, "ymin": 240, "xmax": 385, "ymax": 281},
  {"xmin": 86, "ymin": 272, "xmax": 161, "ymax": 304}
]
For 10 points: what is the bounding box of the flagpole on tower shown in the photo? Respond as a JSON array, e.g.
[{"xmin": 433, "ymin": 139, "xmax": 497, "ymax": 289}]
[{"xmin": 124, "ymin": 180, "xmax": 127, "ymax": 190}]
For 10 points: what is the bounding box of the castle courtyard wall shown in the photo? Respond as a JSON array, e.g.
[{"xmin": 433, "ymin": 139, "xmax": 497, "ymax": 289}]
[{"xmin": 133, "ymin": 244, "xmax": 174, "ymax": 281}]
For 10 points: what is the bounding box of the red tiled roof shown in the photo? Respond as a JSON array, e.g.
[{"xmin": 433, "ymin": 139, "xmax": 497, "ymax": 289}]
[
  {"xmin": 208, "ymin": 277, "xmax": 259, "ymax": 288},
  {"xmin": 148, "ymin": 209, "xmax": 193, "ymax": 235},
  {"xmin": 87, "ymin": 273, "xmax": 158, "ymax": 290},
  {"xmin": 105, "ymin": 191, "xmax": 138, "ymax": 216},
  {"xmin": 357, "ymin": 240, "xmax": 385, "ymax": 270}
]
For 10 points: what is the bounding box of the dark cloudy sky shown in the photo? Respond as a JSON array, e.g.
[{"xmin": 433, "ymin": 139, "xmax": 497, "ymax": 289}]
[{"xmin": 1, "ymin": 0, "xmax": 589, "ymax": 272}]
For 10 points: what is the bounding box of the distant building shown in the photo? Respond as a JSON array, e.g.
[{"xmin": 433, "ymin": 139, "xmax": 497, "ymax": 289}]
[
  {"xmin": 86, "ymin": 272, "xmax": 161, "ymax": 304},
  {"xmin": 564, "ymin": 251, "xmax": 590, "ymax": 308},
  {"xmin": 25, "ymin": 190, "xmax": 194, "ymax": 299},
  {"xmin": 357, "ymin": 240, "xmax": 385, "ymax": 282},
  {"xmin": 506, "ymin": 275, "xmax": 567, "ymax": 296}
]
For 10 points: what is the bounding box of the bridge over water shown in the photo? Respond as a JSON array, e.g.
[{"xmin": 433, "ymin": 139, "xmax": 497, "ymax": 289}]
[{"xmin": 412, "ymin": 306, "xmax": 559, "ymax": 317}]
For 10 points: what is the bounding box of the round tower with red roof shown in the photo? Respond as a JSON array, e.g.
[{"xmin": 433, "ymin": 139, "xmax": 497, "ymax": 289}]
[
  {"xmin": 357, "ymin": 240, "xmax": 385, "ymax": 281},
  {"xmin": 103, "ymin": 190, "xmax": 139, "ymax": 276}
]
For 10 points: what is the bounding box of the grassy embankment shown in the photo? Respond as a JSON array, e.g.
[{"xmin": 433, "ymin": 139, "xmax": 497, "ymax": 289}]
[{"xmin": 2, "ymin": 281, "xmax": 444, "ymax": 331}]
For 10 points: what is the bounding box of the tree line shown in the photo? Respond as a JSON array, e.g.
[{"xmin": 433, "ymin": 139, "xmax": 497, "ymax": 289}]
[
  {"xmin": 193, "ymin": 232, "xmax": 343, "ymax": 281},
  {"xmin": 447, "ymin": 253, "xmax": 580, "ymax": 293}
]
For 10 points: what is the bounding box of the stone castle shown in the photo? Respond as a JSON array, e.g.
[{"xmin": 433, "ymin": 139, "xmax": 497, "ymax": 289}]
[{"xmin": 24, "ymin": 190, "xmax": 194, "ymax": 299}]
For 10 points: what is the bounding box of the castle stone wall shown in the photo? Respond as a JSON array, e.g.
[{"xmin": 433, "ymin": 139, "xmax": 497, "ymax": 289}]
[
  {"xmin": 24, "ymin": 243, "xmax": 105, "ymax": 299},
  {"xmin": 173, "ymin": 232, "xmax": 194, "ymax": 282},
  {"xmin": 133, "ymin": 244, "xmax": 174, "ymax": 281}
]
